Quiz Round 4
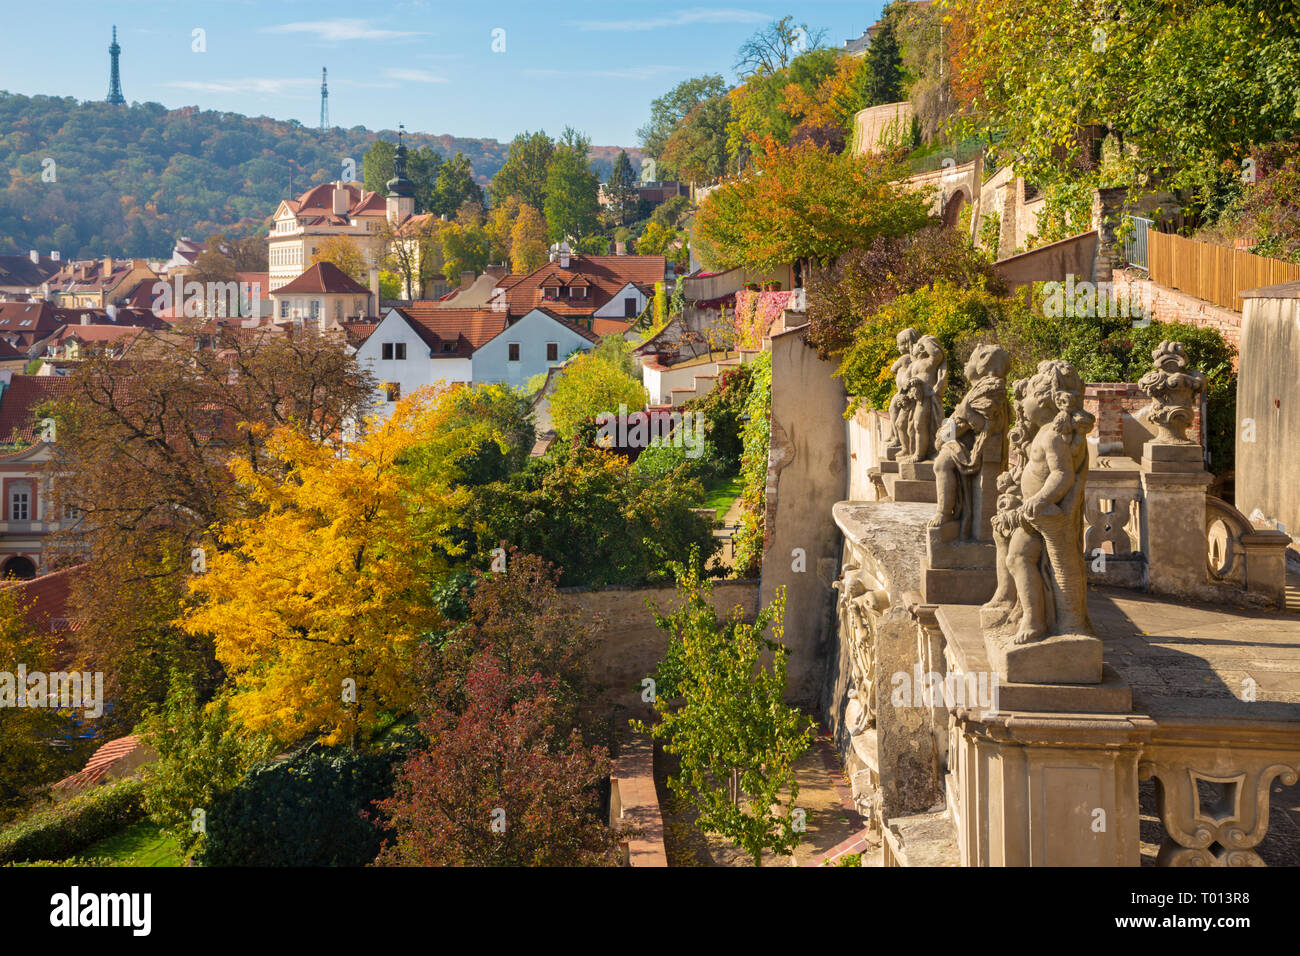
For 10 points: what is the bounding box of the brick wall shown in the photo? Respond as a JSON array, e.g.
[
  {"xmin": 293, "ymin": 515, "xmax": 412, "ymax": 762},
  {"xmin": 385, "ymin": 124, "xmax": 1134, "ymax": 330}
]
[
  {"xmin": 1083, "ymin": 381, "xmax": 1204, "ymax": 458},
  {"xmin": 1113, "ymin": 267, "xmax": 1242, "ymax": 357}
]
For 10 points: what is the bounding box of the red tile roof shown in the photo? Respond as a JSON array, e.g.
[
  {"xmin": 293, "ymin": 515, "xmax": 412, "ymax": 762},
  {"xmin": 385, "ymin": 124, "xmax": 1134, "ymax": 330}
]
[
  {"xmin": 0, "ymin": 302, "xmax": 63, "ymax": 336},
  {"xmin": 274, "ymin": 261, "xmax": 371, "ymax": 296},
  {"xmin": 52, "ymin": 734, "xmax": 155, "ymax": 797},
  {"xmin": 289, "ymin": 182, "xmax": 386, "ymax": 221},
  {"xmin": 393, "ymin": 304, "xmax": 507, "ymax": 357},
  {"xmin": 0, "ymin": 374, "xmax": 78, "ymax": 443},
  {"xmin": 498, "ymin": 254, "xmax": 666, "ymax": 319}
]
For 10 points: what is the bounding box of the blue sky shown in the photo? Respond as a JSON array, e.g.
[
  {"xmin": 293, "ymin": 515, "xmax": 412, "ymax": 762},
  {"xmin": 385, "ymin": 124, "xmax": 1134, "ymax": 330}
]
[{"xmin": 0, "ymin": 0, "xmax": 886, "ymax": 146}]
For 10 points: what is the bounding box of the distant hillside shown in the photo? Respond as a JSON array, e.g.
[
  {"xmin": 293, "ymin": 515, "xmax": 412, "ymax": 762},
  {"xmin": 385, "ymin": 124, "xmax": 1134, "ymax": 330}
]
[{"xmin": 0, "ymin": 92, "xmax": 642, "ymax": 260}]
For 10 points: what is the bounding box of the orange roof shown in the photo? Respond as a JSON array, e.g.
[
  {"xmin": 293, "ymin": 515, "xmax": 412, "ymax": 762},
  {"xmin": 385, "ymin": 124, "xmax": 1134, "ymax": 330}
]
[
  {"xmin": 275, "ymin": 261, "xmax": 371, "ymax": 296},
  {"xmin": 52, "ymin": 735, "xmax": 154, "ymax": 797},
  {"xmin": 393, "ymin": 304, "xmax": 507, "ymax": 357},
  {"xmin": 0, "ymin": 374, "xmax": 78, "ymax": 444},
  {"xmin": 499, "ymin": 254, "xmax": 665, "ymax": 319}
]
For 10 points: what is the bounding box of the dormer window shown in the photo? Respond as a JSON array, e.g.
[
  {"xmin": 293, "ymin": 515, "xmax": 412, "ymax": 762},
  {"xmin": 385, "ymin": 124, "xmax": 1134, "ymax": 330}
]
[{"xmin": 572, "ymin": 287, "xmax": 586, "ymax": 299}]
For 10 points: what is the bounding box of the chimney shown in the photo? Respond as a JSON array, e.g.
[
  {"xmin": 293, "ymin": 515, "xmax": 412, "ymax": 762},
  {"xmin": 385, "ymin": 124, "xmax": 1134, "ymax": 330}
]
[
  {"xmin": 28, "ymin": 250, "xmax": 38, "ymax": 264},
  {"xmin": 485, "ymin": 264, "xmax": 506, "ymax": 279},
  {"xmin": 615, "ymin": 241, "xmax": 627, "ymax": 256},
  {"xmin": 332, "ymin": 181, "xmax": 349, "ymax": 216},
  {"xmin": 102, "ymin": 256, "xmax": 114, "ymax": 275},
  {"xmin": 460, "ymin": 270, "xmax": 475, "ymax": 290},
  {"xmin": 50, "ymin": 251, "xmax": 60, "ymax": 262},
  {"xmin": 81, "ymin": 313, "xmax": 91, "ymax": 326}
]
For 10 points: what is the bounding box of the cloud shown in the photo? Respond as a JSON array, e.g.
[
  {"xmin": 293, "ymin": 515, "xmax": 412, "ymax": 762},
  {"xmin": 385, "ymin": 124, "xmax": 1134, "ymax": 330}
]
[
  {"xmin": 524, "ymin": 65, "xmax": 681, "ymax": 82},
  {"xmin": 570, "ymin": 9, "xmax": 769, "ymax": 32},
  {"xmin": 383, "ymin": 68, "xmax": 449, "ymax": 84},
  {"xmin": 163, "ymin": 78, "xmax": 318, "ymax": 97},
  {"xmin": 261, "ymin": 19, "xmax": 428, "ymax": 42}
]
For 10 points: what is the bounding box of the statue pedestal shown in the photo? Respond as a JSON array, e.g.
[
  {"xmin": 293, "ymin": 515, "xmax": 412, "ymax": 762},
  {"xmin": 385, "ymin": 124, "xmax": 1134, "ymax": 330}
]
[
  {"xmin": 920, "ymin": 451, "xmax": 1005, "ymax": 604},
  {"xmin": 1140, "ymin": 441, "xmax": 1212, "ymax": 600},
  {"xmin": 983, "ymin": 629, "xmax": 1103, "ymax": 685},
  {"xmin": 892, "ymin": 459, "xmax": 937, "ymax": 503}
]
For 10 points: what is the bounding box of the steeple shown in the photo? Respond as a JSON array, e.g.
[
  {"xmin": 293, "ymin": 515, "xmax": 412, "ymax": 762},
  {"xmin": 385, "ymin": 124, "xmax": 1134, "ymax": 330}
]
[
  {"xmin": 385, "ymin": 124, "xmax": 415, "ymax": 223},
  {"xmin": 107, "ymin": 26, "xmax": 125, "ymax": 105}
]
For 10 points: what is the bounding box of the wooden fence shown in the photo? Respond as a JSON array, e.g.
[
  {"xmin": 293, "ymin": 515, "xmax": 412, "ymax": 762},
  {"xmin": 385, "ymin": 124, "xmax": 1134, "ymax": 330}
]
[{"xmin": 1147, "ymin": 231, "xmax": 1300, "ymax": 312}]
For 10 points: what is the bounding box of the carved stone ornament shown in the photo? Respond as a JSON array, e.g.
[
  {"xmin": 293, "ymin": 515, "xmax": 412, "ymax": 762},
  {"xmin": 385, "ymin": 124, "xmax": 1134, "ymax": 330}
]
[{"xmin": 1137, "ymin": 340, "xmax": 1206, "ymax": 444}]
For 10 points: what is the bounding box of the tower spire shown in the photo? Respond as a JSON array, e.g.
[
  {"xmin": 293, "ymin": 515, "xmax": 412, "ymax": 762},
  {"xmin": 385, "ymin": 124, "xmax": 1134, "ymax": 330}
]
[
  {"xmin": 320, "ymin": 67, "xmax": 329, "ymax": 130},
  {"xmin": 107, "ymin": 26, "xmax": 125, "ymax": 105}
]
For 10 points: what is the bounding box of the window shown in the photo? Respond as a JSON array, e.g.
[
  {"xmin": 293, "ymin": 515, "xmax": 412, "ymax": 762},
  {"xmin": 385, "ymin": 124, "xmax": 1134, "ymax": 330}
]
[
  {"xmin": 624, "ymin": 297, "xmax": 637, "ymax": 318},
  {"xmin": 573, "ymin": 287, "xmax": 586, "ymax": 299},
  {"xmin": 310, "ymin": 300, "xmax": 321, "ymax": 319},
  {"xmin": 280, "ymin": 300, "xmax": 289, "ymax": 319},
  {"xmin": 546, "ymin": 343, "xmax": 558, "ymax": 362},
  {"xmin": 383, "ymin": 382, "xmax": 401, "ymax": 402},
  {"xmin": 10, "ymin": 489, "xmax": 29, "ymax": 521},
  {"xmin": 508, "ymin": 343, "xmax": 520, "ymax": 362},
  {"xmin": 441, "ymin": 342, "xmax": 456, "ymax": 353},
  {"xmin": 395, "ymin": 342, "xmax": 406, "ymax": 360}
]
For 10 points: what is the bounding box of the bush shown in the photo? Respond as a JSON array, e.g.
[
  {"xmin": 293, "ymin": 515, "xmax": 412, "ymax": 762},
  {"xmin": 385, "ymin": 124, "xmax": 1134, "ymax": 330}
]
[
  {"xmin": 685, "ymin": 364, "xmax": 753, "ymax": 467},
  {"xmin": 0, "ymin": 779, "xmax": 145, "ymax": 865},
  {"xmin": 732, "ymin": 352, "xmax": 771, "ymax": 579},
  {"xmin": 199, "ymin": 730, "xmax": 420, "ymax": 867}
]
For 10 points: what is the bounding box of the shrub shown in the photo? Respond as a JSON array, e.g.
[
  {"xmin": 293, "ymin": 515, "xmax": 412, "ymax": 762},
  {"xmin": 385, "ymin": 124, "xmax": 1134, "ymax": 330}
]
[
  {"xmin": 0, "ymin": 779, "xmax": 145, "ymax": 865},
  {"xmin": 732, "ymin": 352, "xmax": 772, "ymax": 579},
  {"xmin": 686, "ymin": 363, "xmax": 753, "ymax": 468},
  {"xmin": 199, "ymin": 731, "xmax": 419, "ymax": 867}
]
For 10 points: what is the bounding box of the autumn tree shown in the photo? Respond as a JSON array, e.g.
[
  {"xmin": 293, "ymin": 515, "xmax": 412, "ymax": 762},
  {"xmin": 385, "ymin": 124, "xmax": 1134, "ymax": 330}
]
[
  {"xmin": 182, "ymin": 387, "xmax": 467, "ymax": 747},
  {"xmin": 639, "ymin": 75, "xmax": 730, "ymax": 161},
  {"xmin": 377, "ymin": 215, "xmax": 445, "ymax": 300},
  {"xmin": 639, "ymin": 560, "xmax": 813, "ymax": 866},
  {"xmin": 693, "ymin": 137, "xmax": 933, "ymax": 272},
  {"xmin": 375, "ymin": 651, "xmax": 621, "ymax": 867},
  {"xmin": 509, "ymin": 203, "xmax": 549, "ymax": 273},
  {"xmin": 193, "ymin": 233, "xmax": 266, "ymax": 283},
  {"xmin": 547, "ymin": 339, "xmax": 648, "ymax": 440},
  {"xmin": 311, "ymin": 235, "xmax": 368, "ymax": 283},
  {"xmin": 47, "ymin": 326, "xmax": 375, "ymax": 728}
]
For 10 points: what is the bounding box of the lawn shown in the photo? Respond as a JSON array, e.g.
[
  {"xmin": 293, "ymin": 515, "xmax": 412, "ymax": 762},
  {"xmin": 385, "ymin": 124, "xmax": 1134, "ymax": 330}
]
[
  {"xmin": 79, "ymin": 820, "xmax": 183, "ymax": 867},
  {"xmin": 703, "ymin": 474, "xmax": 745, "ymax": 516}
]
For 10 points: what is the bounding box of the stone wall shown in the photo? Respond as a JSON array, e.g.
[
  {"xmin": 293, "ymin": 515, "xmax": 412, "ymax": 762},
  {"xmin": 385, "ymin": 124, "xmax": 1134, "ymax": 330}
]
[
  {"xmin": 561, "ymin": 579, "xmax": 760, "ymax": 718},
  {"xmin": 851, "ymin": 101, "xmax": 913, "ymax": 156},
  {"xmin": 847, "ymin": 404, "xmax": 890, "ymax": 501},
  {"xmin": 1085, "ymin": 383, "xmax": 1204, "ymax": 459},
  {"xmin": 761, "ymin": 326, "xmax": 849, "ymax": 704},
  {"xmin": 1113, "ymin": 267, "xmax": 1243, "ymax": 356}
]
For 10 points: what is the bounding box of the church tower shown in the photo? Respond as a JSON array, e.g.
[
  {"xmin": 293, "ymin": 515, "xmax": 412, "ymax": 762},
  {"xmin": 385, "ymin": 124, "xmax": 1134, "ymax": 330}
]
[
  {"xmin": 385, "ymin": 125, "xmax": 415, "ymax": 223},
  {"xmin": 107, "ymin": 26, "xmax": 125, "ymax": 105}
]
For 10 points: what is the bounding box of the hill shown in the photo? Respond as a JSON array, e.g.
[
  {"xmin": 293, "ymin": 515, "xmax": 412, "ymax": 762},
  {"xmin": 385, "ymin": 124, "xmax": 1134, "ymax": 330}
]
[{"xmin": 0, "ymin": 92, "xmax": 642, "ymax": 260}]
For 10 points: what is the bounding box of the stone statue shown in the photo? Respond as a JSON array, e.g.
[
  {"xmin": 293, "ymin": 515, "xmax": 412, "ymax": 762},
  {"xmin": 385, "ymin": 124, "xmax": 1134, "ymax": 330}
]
[
  {"xmin": 884, "ymin": 328, "xmax": 920, "ymax": 458},
  {"xmin": 899, "ymin": 334, "xmax": 947, "ymax": 462},
  {"xmin": 1138, "ymin": 340, "xmax": 1206, "ymax": 444},
  {"xmin": 981, "ymin": 360, "xmax": 1095, "ymax": 646},
  {"xmin": 929, "ymin": 344, "xmax": 1011, "ymax": 539}
]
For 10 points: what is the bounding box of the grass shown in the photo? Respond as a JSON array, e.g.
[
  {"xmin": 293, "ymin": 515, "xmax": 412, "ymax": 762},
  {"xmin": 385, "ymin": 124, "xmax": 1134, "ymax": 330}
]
[
  {"xmin": 702, "ymin": 473, "xmax": 744, "ymax": 515},
  {"xmin": 78, "ymin": 820, "xmax": 183, "ymax": 867}
]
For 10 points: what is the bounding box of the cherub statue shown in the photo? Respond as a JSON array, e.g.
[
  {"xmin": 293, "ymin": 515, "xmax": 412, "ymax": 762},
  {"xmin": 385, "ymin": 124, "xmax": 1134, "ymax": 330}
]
[
  {"xmin": 981, "ymin": 360, "xmax": 1095, "ymax": 645},
  {"xmin": 929, "ymin": 344, "xmax": 1011, "ymax": 539},
  {"xmin": 899, "ymin": 334, "xmax": 947, "ymax": 463},
  {"xmin": 885, "ymin": 328, "xmax": 921, "ymax": 458},
  {"xmin": 1137, "ymin": 340, "xmax": 1206, "ymax": 444}
]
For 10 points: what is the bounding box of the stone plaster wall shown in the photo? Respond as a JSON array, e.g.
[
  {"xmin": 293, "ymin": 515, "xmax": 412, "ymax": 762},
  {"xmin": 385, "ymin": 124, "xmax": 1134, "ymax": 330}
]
[
  {"xmin": 761, "ymin": 327, "xmax": 849, "ymax": 704},
  {"xmin": 1113, "ymin": 267, "xmax": 1243, "ymax": 356}
]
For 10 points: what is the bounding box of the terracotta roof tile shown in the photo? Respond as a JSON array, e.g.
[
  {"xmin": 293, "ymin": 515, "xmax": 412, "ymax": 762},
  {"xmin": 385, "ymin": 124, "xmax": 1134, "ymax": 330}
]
[
  {"xmin": 0, "ymin": 374, "xmax": 78, "ymax": 443},
  {"xmin": 274, "ymin": 261, "xmax": 371, "ymax": 296},
  {"xmin": 394, "ymin": 304, "xmax": 507, "ymax": 357}
]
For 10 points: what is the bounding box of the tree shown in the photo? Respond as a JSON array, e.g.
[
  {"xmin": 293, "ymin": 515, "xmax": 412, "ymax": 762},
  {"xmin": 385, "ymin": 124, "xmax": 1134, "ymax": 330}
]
[
  {"xmin": 639, "ymin": 75, "xmax": 729, "ymax": 161},
  {"xmin": 509, "ymin": 203, "xmax": 549, "ymax": 273},
  {"xmin": 375, "ymin": 650, "xmax": 621, "ymax": 867},
  {"xmin": 734, "ymin": 16, "xmax": 827, "ymax": 77},
  {"xmin": 547, "ymin": 340, "xmax": 648, "ymax": 440},
  {"xmin": 431, "ymin": 153, "xmax": 485, "ymax": 218},
  {"xmin": 543, "ymin": 128, "xmax": 600, "ymax": 243},
  {"xmin": 377, "ymin": 215, "xmax": 445, "ymax": 300},
  {"xmin": 193, "ymin": 232, "xmax": 266, "ymax": 283},
  {"xmin": 860, "ymin": 3, "xmax": 905, "ymax": 106},
  {"xmin": 182, "ymin": 387, "xmax": 466, "ymax": 747},
  {"xmin": 639, "ymin": 560, "xmax": 813, "ymax": 866},
  {"xmin": 603, "ymin": 150, "xmax": 639, "ymax": 227},
  {"xmin": 440, "ymin": 219, "xmax": 491, "ymax": 280},
  {"xmin": 311, "ymin": 235, "xmax": 368, "ymax": 283},
  {"xmin": 726, "ymin": 47, "xmax": 842, "ymax": 166},
  {"xmin": 693, "ymin": 137, "xmax": 933, "ymax": 271},
  {"xmin": 660, "ymin": 95, "xmax": 732, "ymax": 184},
  {"xmin": 486, "ymin": 194, "xmax": 521, "ymax": 264},
  {"xmin": 489, "ymin": 131, "xmax": 555, "ymax": 211},
  {"xmin": 138, "ymin": 672, "xmax": 272, "ymax": 857},
  {"xmin": 0, "ymin": 589, "xmax": 85, "ymax": 823},
  {"xmin": 48, "ymin": 327, "xmax": 376, "ymax": 729}
]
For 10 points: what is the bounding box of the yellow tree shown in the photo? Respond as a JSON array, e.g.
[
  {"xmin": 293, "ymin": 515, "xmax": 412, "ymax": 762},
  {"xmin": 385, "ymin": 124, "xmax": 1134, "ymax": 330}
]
[
  {"xmin": 183, "ymin": 387, "xmax": 471, "ymax": 746},
  {"xmin": 510, "ymin": 203, "xmax": 549, "ymax": 273},
  {"xmin": 311, "ymin": 236, "xmax": 369, "ymax": 283}
]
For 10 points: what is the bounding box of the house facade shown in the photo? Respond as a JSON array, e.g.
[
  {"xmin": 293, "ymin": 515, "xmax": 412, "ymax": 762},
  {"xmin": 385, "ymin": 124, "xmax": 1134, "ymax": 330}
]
[
  {"xmin": 472, "ymin": 307, "xmax": 599, "ymax": 389},
  {"xmin": 268, "ymin": 182, "xmax": 387, "ymax": 292},
  {"xmin": 269, "ymin": 261, "xmax": 373, "ymax": 329}
]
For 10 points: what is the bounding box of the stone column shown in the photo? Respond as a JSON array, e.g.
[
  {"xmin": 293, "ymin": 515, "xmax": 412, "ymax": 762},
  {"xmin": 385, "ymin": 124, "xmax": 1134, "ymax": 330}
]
[
  {"xmin": 1093, "ymin": 186, "xmax": 1128, "ymax": 284},
  {"xmin": 1140, "ymin": 442, "xmax": 1212, "ymax": 599}
]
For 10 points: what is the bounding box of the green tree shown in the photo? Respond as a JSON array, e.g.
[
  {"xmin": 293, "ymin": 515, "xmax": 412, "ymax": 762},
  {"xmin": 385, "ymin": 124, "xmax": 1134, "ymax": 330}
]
[
  {"xmin": 638, "ymin": 560, "xmax": 813, "ymax": 866},
  {"xmin": 604, "ymin": 150, "xmax": 639, "ymax": 227},
  {"xmin": 547, "ymin": 339, "xmax": 648, "ymax": 440},
  {"xmin": 364, "ymin": 140, "xmax": 444, "ymax": 214},
  {"xmin": 661, "ymin": 95, "xmax": 733, "ymax": 184},
  {"xmin": 431, "ymin": 153, "xmax": 485, "ymax": 218},
  {"xmin": 544, "ymin": 128, "xmax": 600, "ymax": 243},
  {"xmin": 489, "ymin": 131, "xmax": 555, "ymax": 211},
  {"xmin": 510, "ymin": 202, "xmax": 549, "ymax": 273},
  {"xmin": 639, "ymin": 75, "xmax": 729, "ymax": 160},
  {"xmin": 861, "ymin": 2, "xmax": 906, "ymax": 106}
]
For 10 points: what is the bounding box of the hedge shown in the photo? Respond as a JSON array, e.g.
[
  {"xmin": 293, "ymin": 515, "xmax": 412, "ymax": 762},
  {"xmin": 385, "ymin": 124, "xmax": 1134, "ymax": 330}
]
[{"xmin": 0, "ymin": 779, "xmax": 145, "ymax": 865}]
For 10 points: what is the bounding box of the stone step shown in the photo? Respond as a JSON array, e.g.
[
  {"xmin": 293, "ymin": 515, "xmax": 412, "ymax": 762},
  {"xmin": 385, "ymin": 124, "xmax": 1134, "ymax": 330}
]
[{"xmin": 891, "ymin": 478, "xmax": 937, "ymax": 504}]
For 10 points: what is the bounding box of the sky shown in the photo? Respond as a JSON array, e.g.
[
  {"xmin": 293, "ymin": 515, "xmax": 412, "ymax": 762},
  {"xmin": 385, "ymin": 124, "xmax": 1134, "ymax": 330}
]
[{"xmin": 0, "ymin": 0, "xmax": 886, "ymax": 147}]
